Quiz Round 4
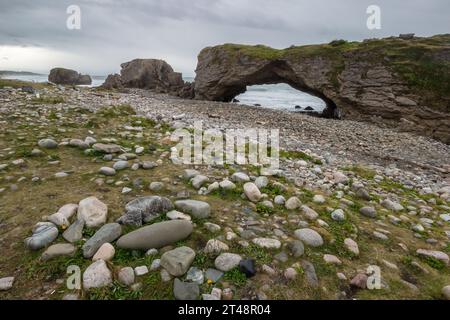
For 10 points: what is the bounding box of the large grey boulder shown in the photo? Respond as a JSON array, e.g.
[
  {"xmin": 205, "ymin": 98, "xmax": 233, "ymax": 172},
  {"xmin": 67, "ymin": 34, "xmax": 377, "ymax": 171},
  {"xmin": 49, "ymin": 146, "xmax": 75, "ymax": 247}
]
[
  {"xmin": 77, "ymin": 196, "xmax": 108, "ymax": 228},
  {"xmin": 117, "ymin": 196, "xmax": 174, "ymax": 226},
  {"xmin": 109, "ymin": 59, "xmax": 184, "ymax": 92},
  {"xmin": 48, "ymin": 67, "xmax": 92, "ymax": 85},
  {"xmin": 116, "ymin": 220, "xmax": 193, "ymax": 250},
  {"xmin": 83, "ymin": 260, "xmax": 112, "ymax": 290}
]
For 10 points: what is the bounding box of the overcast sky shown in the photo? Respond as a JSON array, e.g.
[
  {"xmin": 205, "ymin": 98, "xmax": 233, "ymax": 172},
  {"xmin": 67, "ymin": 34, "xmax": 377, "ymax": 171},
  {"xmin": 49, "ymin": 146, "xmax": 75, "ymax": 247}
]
[{"xmin": 0, "ymin": 0, "xmax": 449, "ymax": 76}]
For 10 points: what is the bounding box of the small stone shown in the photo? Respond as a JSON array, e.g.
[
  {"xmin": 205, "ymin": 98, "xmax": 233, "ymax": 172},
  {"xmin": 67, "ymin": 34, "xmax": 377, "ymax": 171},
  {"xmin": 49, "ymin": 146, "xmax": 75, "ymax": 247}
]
[
  {"xmin": 313, "ymin": 195, "xmax": 326, "ymax": 204},
  {"xmin": 301, "ymin": 205, "xmax": 319, "ymax": 220},
  {"xmin": 113, "ymin": 160, "xmax": 129, "ymax": 171},
  {"xmin": 204, "ymin": 222, "xmax": 221, "ymax": 233},
  {"xmin": 274, "ymin": 195, "xmax": 286, "ymax": 205},
  {"xmin": 323, "ymin": 254, "xmax": 342, "ymax": 265},
  {"xmin": 239, "ymin": 259, "xmax": 256, "ymax": 278},
  {"xmin": 186, "ymin": 267, "xmax": 204, "ymax": 284},
  {"xmin": 252, "ymin": 238, "xmax": 281, "ymax": 249},
  {"xmin": 373, "ymin": 231, "xmax": 389, "ymax": 241},
  {"xmin": 191, "ymin": 175, "xmax": 209, "ymax": 189},
  {"xmin": 331, "ymin": 209, "xmax": 345, "ymax": 221},
  {"xmin": 83, "ymin": 260, "xmax": 112, "ymax": 290},
  {"xmin": 294, "ymin": 228, "xmax": 323, "ymax": 247},
  {"xmin": 99, "ymin": 167, "xmax": 116, "ymax": 176},
  {"xmin": 442, "ymin": 286, "xmax": 450, "ymax": 300},
  {"xmin": 149, "ymin": 181, "xmax": 164, "ymax": 192},
  {"xmin": 381, "ymin": 199, "xmax": 404, "ymax": 212},
  {"xmin": 285, "ymin": 197, "xmax": 301, "ymax": 210},
  {"xmin": 160, "ymin": 246, "xmax": 196, "ymax": 276},
  {"xmin": 204, "ymin": 239, "xmax": 229, "ymax": 255},
  {"xmin": 118, "ymin": 267, "xmax": 135, "ymax": 286},
  {"xmin": 416, "ymin": 249, "xmax": 449, "ymax": 265},
  {"xmin": 146, "ymin": 248, "xmax": 158, "ymax": 256},
  {"xmin": 222, "ymin": 288, "xmax": 233, "ymax": 300},
  {"xmin": 166, "ymin": 210, "xmax": 191, "ymax": 221},
  {"xmin": 255, "ymin": 176, "xmax": 269, "ymax": 189},
  {"xmin": 174, "ymin": 200, "xmax": 211, "ymax": 219},
  {"xmin": 219, "ymin": 180, "xmax": 236, "ymax": 190},
  {"xmin": 243, "ymin": 182, "xmax": 262, "ymax": 203},
  {"xmin": 63, "ymin": 219, "xmax": 84, "ymax": 243},
  {"xmin": 288, "ymin": 240, "xmax": 304, "ymax": 257},
  {"xmin": 205, "ymin": 268, "xmax": 223, "ymax": 283},
  {"xmin": 350, "ymin": 273, "xmax": 368, "ymax": 289},
  {"xmin": 360, "ymin": 207, "xmax": 377, "ymax": 218},
  {"xmin": 134, "ymin": 266, "xmax": 149, "ymax": 276},
  {"xmin": 284, "ymin": 268, "xmax": 298, "ymax": 280},
  {"xmin": 38, "ymin": 138, "xmax": 58, "ymax": 149},
  {"xmin": 92, "ymin": 243, "xmax": 115, "ymax": 261},
  {"xmin": 344, "ymin": 238, "xmax": 359, "ymax": 256},
  {"xmin": 0, "ymin": 277, "xmax": 15, "ymax": 291},
  {"xmin": 77, "ymin": 196, "xmax": 108, "ymax": 228},
  {"xmin": 183, "ymin": 169, "xmax": 200, "ymax": 180},
  {"xmin": 41, "ymin": 243, "xmax": 76, "ymax": 261},
  {"xmin": 150, "ymin": 259, "xmax": 161, "ymax": 271},
  {"xmin": 215, "ymin": 253, "xmax": 242, "ymax": 272},
  {"xmin": 173, "ymin": 278, "xmax": 199, "ymax": 300},
  {"xmin": 231, "ymin": 172, "xmax": 250, "ymax": 183},
  {"xmin": 24, "ymin": 222, "xmax": 59, "ymax": 250}
]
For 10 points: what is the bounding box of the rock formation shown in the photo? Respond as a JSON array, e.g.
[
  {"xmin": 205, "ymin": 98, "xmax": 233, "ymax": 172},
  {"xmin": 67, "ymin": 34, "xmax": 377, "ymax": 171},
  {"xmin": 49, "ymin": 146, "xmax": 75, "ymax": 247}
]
[
  {"xmin": 101, "ymin": 59, "xmax": 192, "ymax": 96},
  {"xmin": 48, "ymin": 68, "xmax": 92, "ymax": 85},
  {"xmin": 193, "ymin": 34, "xmax": 450, "ymax": 143}
]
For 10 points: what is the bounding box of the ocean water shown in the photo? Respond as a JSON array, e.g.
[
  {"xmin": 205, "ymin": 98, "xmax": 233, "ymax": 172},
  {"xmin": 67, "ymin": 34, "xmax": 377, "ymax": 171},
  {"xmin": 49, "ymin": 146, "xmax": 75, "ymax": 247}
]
[
  {"xmin": 1, "ymin": 74, "xmax": 326, "ymax": 112},
  {"xmin": 235, "ymin": 83, "xmax": 326, "ymax": 112},
  {"xmin": 0, "ymin": 74, "xmax": 106, "ymax": 87}
]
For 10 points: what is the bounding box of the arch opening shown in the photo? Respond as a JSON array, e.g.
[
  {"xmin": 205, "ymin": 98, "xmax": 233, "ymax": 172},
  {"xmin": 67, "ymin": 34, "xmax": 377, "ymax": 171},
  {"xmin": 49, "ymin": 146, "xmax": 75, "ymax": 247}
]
[{"xmin": 219, "ymin": 60, "xmax": 340, "ymax": 118}]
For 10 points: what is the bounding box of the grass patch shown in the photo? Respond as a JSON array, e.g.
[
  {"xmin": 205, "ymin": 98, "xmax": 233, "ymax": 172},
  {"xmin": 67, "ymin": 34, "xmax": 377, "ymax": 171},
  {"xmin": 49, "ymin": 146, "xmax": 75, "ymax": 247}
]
[
  {"xmin": 87, "ymin": 281, "xmax": 142, "ymax": 300},
  {"xmin": 223, "ymin": 268, "xmax": 247, "ymax": 287},
  {"xmin": 31, "ymin": 96, "xmax": 65, "ymax": 105}
]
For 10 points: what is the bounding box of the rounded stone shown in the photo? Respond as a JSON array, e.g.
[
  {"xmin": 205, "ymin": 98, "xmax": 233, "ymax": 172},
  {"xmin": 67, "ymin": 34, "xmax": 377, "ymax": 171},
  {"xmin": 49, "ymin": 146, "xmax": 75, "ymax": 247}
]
[
  {"xmin": 243, "ymin": 182, "xmax": 262, "ymax": 203},
  {"xmin": 252, "ymin": 238, "xmax": 281, "ymax": 249},
  {"xmin": 98, "ymin": 167, "xmax": 116, "ymax": 176},
  {"xmin": 214, "ymin": 253, "xmax": 242, "ymax": 272},
  {"xmin": 92, "ymin": 243, "xmax": 115, "ymax": 261},
  {"xmin": 116, "ymin": 220, "xmax": 193, "ymax": 250},
  {"xmin": 442, "ymin": 286, "xmax": 450, "ymax": 300},
  {"xmin": 113, "ymin": 160, "xmax": 129, "ymax": 171},
  {"xmin": 331, "ymin": 209, "xmax": 346, "ymax": 221},
  {"xmin": 285, "ymin": 197, "xmax": 302, "ymax": 210},
  {"xmin": 41, "ymin": 243, "xmax": 76, "ymax": 261},
  {"xmin": 24, "ymin": 222, "xmax": 59, "ymax": 250},
  {"xmin": 174, "ymin": 200, "xmax": 211, "ymax": 219},
  {"xmin": 83, "ymin": 260, "xmax": 112, "ymax": 290},
  {"xmin": 38, "ymin": 138, "xmax": 58, "ymax": 149},
  {"xmin": 360, "ymin": 207, "xmax": 377, "ymax": 218},
  {"xmin": 294, "ymin": 228, "xmax": 324, "ymax": 247},
  {"xmin": 77, "ymin": 196, "xmax": 108, "ymax": 228},
  {"xmin": 118, "ymin": 267, "xmax": 135, "ymax": 286},
  {"xmin": 160, "ymin": 246, "xmax": 196, "ymax": 277}
]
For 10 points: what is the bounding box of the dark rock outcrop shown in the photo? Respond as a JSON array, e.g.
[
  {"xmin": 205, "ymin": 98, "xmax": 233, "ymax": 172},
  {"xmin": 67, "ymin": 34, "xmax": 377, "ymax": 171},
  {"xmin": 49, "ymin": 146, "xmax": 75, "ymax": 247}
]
[
  {"xmin": 102, "ymin": 59, "xmax": 188, "ymax": 95},
  {"xmin": 193, "ymin": 35, "xmax": 450, "ymax": 143},
  {"xmin": 48, "ymin": 68, "xmax": 92, "ymax": 85}
]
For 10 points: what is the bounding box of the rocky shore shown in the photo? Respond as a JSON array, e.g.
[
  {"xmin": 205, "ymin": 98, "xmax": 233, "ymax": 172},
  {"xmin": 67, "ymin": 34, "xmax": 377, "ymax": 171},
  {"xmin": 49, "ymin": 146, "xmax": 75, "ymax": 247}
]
[{"xmin": 0, "ymin": 83, "xmax": 449, "ymax": 300}]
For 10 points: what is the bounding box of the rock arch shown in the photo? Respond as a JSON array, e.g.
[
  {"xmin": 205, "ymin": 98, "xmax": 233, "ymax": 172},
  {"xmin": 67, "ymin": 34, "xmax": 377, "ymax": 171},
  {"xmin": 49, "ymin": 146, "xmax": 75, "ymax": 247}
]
[{"xmin": 192, "ymin": 37, "xmax": 450, "ymax": 143}]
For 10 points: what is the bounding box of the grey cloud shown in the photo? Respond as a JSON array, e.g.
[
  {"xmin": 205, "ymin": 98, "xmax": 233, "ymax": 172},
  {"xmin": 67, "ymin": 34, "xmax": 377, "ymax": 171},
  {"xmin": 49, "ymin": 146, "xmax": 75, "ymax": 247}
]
[{"xmin": 0, "ymin": 0, "xmax": 449, "ymax": 74}]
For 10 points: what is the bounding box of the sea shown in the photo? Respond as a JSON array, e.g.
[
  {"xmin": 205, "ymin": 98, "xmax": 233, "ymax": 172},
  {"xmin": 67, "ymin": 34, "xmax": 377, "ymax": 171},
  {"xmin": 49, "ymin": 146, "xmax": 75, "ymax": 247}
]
[{"xmin": 1, "ymin": 74, "xmax": 326, "ymax": 113}]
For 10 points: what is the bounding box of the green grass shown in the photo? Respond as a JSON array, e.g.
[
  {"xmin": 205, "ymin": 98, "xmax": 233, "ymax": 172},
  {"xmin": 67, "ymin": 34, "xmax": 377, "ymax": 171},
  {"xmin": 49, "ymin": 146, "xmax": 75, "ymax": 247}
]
[
  {"xmin": 343, "ymin": 165, "xmax": 376, "ymax": 180},
  {"xmin": 87, "ymin": 281, "xmax": 142, "ymax": 300},
  {"xmin": 223, "ymin": 268, "xmax": 247, "ymax": 287}
]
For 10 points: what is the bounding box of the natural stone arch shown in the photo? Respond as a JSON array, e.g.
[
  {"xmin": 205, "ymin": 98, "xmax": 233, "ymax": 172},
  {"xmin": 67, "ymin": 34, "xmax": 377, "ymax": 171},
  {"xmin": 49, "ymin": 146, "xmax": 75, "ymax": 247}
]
[{"xmin": 192, "ymin": 38, "xmax": 450, "ymax": 143}]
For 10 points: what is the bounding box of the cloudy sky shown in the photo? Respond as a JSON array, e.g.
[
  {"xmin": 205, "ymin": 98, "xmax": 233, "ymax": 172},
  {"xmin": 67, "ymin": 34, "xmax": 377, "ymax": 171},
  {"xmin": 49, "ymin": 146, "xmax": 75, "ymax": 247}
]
[{"xmin": 0, "ymin": 0, "xmax": 449, "ymax": 76}]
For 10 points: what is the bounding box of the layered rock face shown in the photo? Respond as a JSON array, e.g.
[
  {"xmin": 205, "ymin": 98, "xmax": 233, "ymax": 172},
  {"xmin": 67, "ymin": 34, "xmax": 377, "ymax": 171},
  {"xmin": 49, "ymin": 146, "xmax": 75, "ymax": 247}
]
[
  {"xmin": 48, "ymin": 68, "xmax": 92, "ymax": 85},
  {"xmin": 193, "ymin": 35, "xmax": 450, "ymax": 143},
  {"xmin": 101, "ymin": 59, "xmax": 192, "ymax": 96}
]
